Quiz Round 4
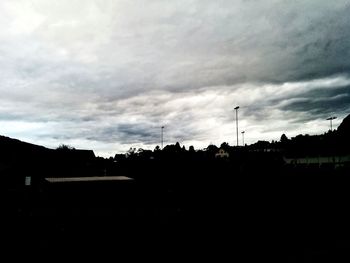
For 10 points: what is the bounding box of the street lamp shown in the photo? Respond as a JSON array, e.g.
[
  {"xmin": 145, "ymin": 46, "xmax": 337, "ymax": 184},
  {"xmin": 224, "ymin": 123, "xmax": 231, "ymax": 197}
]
[
  {"xmin": 234, "ymin": 106, "xmax": 240, "ymax": 146},
  {"xmin": 241, "ymin": 131, "xmax": 245, "ymax": 146},
  {"xmin": 326, "ymin": 116, "xmax": 337, "ymax": 131},
  {"xmin": 161, "ymin": 126, "xmax": 165, "ymax": 149}
]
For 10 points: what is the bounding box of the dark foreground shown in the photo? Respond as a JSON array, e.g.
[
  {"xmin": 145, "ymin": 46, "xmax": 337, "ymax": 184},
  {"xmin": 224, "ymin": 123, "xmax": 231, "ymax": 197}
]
[{"xmin": 2, "ymin": 172, "xmax": 350, "ymax": 262}]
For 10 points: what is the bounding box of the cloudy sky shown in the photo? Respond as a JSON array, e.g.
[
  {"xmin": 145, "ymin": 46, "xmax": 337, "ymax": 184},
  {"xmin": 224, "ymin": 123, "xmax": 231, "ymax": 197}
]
[{"xmin": 1, "ymin": 0, "xmax": 350, "ymax": 156}]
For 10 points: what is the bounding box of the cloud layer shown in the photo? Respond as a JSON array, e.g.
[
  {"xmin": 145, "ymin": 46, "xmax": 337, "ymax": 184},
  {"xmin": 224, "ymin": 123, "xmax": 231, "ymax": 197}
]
[{"xmin": 1, "ymin": 0, "xmax": 350, "ymax": 156}]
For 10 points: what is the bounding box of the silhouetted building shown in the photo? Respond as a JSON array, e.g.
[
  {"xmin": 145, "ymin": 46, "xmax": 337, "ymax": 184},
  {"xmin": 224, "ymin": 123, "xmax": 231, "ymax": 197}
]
[{"xmin": 71, "ymin": 149, "xmax": 96, "ymax": 162}]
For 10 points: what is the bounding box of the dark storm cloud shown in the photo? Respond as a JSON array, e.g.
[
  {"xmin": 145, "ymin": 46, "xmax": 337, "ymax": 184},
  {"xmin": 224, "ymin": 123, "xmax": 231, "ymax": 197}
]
[
  {"xmin": 281, "ymin": 86, "xmax": 350, "ymax": 116},
  {"xmin": 269, "ymin": 4, "xmax": 350, "ymax": 83},
  {"xmin": 92, "ymin": 123, "xmax": 160, "ymax": 145}
]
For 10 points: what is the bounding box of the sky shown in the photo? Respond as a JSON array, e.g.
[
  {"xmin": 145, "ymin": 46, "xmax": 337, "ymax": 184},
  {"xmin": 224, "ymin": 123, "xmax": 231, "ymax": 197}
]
[{"xmin": 1, "ymin": 0, "xmax": 350, "ymax": 157}]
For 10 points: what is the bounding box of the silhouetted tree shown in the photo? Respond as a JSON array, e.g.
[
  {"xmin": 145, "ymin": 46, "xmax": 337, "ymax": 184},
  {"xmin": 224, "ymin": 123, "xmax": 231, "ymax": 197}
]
[
  {"xmin": 220, "ymin": 142, "xmax": 230, "ymax": 151},
  {"xmin": 56, "ymin": 144, "xmax": 75, "ymax": 151},
  {"xmin": 114, "ymin": 153, "xmax": 126, "ymax": 162},
  {"xmin": 154, "ymin": 145, "xmax": 160, "ymax": 151},
  {"xmin": 280, "ymin": 134, "xmax": 289, "ymax": 143},
  {"xmin": 175, "ymin": 142, "xmax": 181, "ymax": 151},
  {"xmin": 126, "ymin": 147, "xmax": 136, "ymax": 158},
  {"xmin": 205, "ymin": 144, "xmax": 219, "ymax": 158},
  {"xmin": 251, "ymin": 140, "xmax": 270, "ymax": 150}
]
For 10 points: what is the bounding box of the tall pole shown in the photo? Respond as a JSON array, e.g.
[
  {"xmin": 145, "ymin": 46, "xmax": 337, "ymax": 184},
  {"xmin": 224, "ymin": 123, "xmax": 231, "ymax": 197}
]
[
  {"xmin": 326, "ymin": 116, "xmax": 337, "ymax": 166},
  {"xmin": 234, "ymin": 106, "xmax": 240, "ymax": 147},
  {"xmin": 161, "ymin": 126, "xmax": 164, "ymax": 149},
  {"xmin": 331, "ymin": 119, "xmax": 333, "ymax": 131},
  {"xmin": 241, "ymin": 131, "xmax": 245, "ymax": 146},
  {"xmin": 326, "ymin": 116, "xmax": 337, "ymax": 131}
]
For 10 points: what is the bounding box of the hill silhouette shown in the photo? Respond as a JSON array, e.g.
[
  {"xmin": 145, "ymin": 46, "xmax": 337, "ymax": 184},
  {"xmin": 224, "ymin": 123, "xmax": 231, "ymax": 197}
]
[
  {"xmin": 338, "ymin": 114, "xmax": 350, "ymax": 133},
  {"xmin": 337, "ymin": 113, "xmax": 350, "ymax": 147},
  {"xmin": 0, "ymin": 135, "xmax": 98, "ymax": 186},
  {"xmin": 0, "ymin": 136, "xmax": 53, "ymax": 185},
  {"xmin": 0, "ymin": 135, "xmax": 51, "ymax": 156}
]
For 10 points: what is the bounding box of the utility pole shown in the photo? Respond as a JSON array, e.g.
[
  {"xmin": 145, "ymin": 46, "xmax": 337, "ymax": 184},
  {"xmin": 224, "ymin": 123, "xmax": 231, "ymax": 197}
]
[
  {"xmin": 161, "ymin": 126, "xmax": 164, "ymax": 149},
  {"xmin": 326, "ymin": 116, "xmax": 337, "ymax": 167},
  {"xmin": 326, "ymin": 116, "xmax": 337, "ymax": 131},
  {"xmin": 234, "ymin": 106, "xmax": 240, "ymax": 146},
  {"xmin": 241, "ymin": 131, "xmax": 245, "ymax": 146}
]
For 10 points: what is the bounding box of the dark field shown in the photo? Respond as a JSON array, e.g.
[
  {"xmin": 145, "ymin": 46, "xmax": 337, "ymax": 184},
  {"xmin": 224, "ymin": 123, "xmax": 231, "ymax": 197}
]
[{"xmin": 2, "ymin": 172, "xmax": 350, "ymax": 261}]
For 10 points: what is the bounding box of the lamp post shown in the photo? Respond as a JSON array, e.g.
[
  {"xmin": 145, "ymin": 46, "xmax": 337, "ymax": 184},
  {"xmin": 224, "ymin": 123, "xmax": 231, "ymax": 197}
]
[
  {"xmin": 161, "ymin": 126, "xmax": 164, "ymax": 149},
  {"xmin": 234, "ymin": 106, "xmax": 240, "ymax": 146},
  {"xmin": 326, "ymin": 116, "xmax": 337, "ymax": 166},
  {"xmin": 326, "ymin": 116, "xmax": 337, "ymax": 131},
  {"xmin": 241, "ymin": 131, "xmax": 245, "ymax": 146}
]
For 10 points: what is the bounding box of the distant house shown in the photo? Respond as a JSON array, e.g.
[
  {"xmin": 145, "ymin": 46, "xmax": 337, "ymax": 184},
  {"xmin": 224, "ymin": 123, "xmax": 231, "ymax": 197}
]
[{"xmin": 215, "ymin": 149, "xmax": 229, "ymax": 158}]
